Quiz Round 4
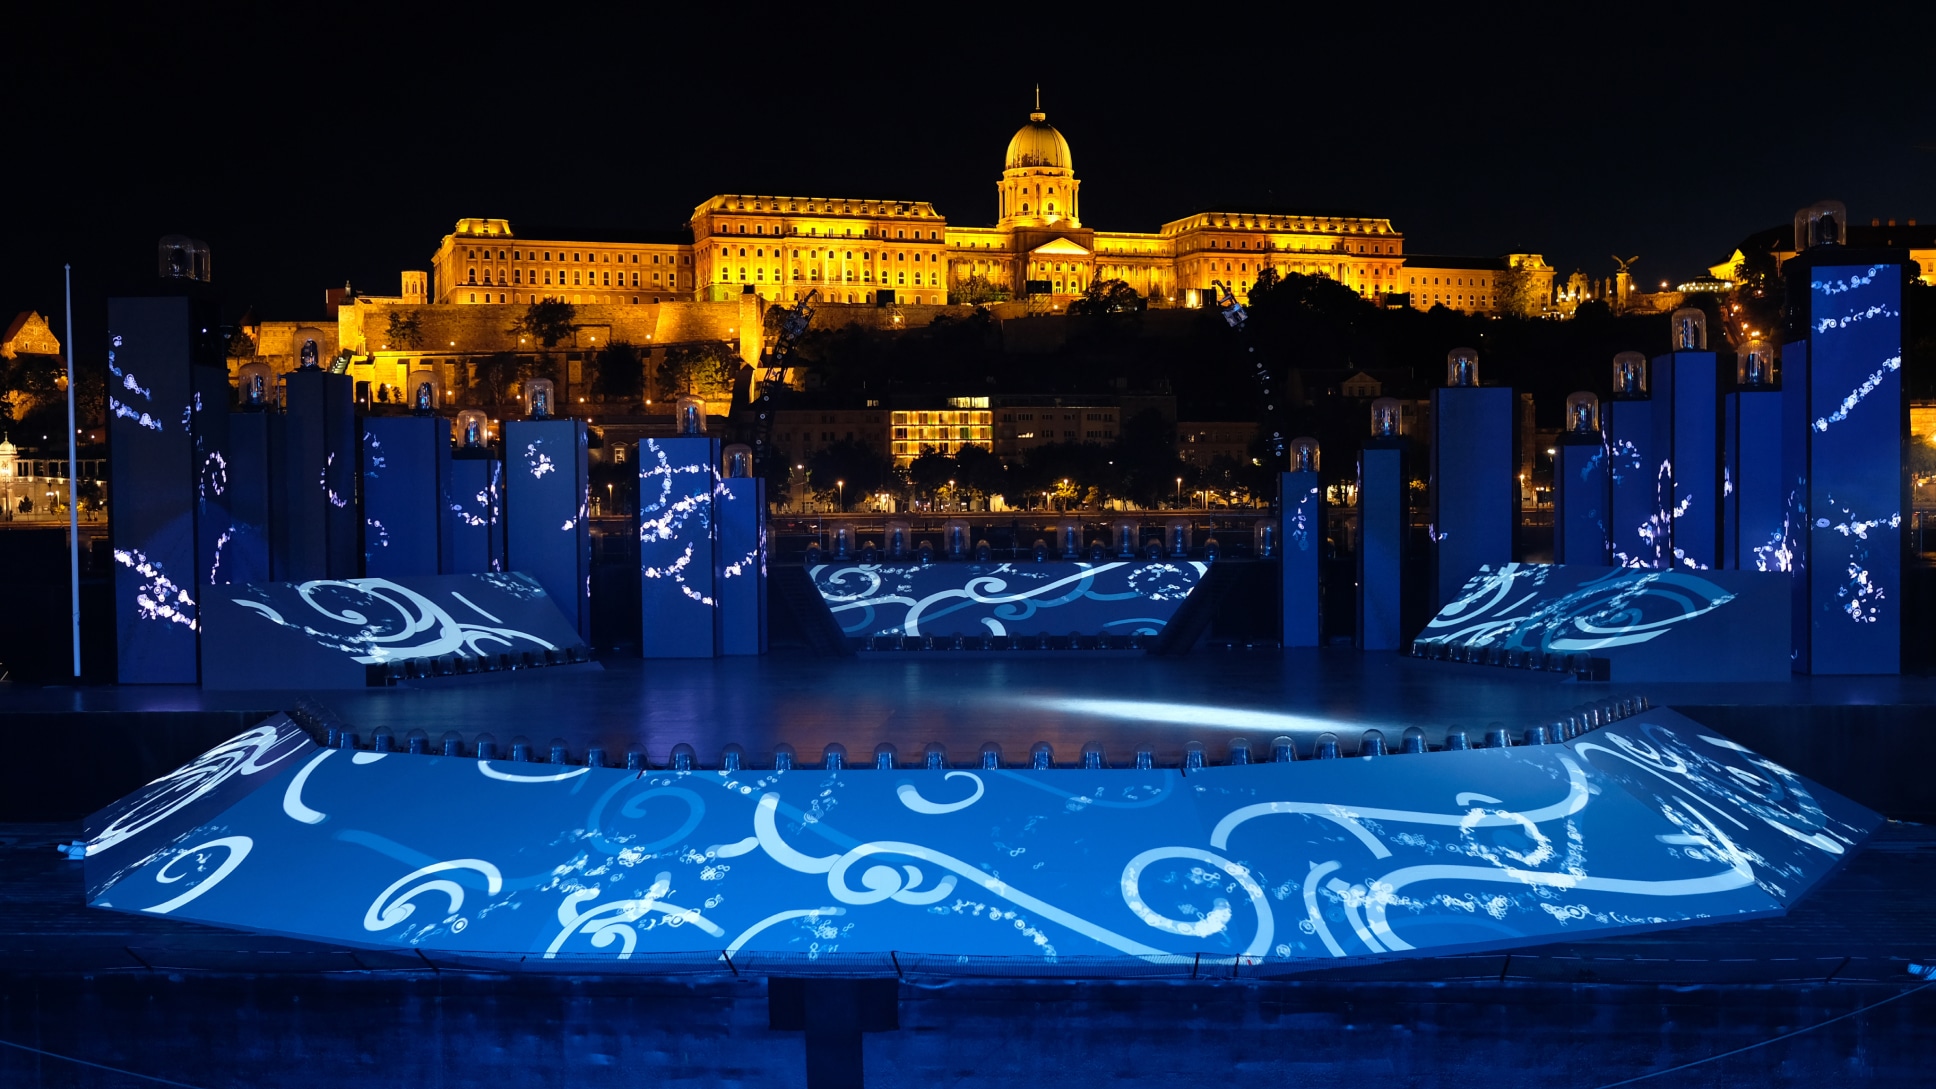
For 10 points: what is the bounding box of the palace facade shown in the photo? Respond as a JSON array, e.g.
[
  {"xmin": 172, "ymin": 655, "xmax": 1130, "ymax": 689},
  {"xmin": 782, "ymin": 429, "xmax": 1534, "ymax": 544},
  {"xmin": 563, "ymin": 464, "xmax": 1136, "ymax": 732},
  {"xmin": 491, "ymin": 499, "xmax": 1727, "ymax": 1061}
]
[{"xmin": 426, "ymin": 101, "xmax": 1429, "ymax": 312}]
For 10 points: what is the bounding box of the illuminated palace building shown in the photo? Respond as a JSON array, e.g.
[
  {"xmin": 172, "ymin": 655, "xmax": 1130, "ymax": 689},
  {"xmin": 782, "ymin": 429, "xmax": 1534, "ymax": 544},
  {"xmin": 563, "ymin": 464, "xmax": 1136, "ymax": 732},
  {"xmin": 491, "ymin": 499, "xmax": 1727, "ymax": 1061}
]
[{"xmin": 432, "ymin": 101, "xmax": 1419, "ymax": 310}]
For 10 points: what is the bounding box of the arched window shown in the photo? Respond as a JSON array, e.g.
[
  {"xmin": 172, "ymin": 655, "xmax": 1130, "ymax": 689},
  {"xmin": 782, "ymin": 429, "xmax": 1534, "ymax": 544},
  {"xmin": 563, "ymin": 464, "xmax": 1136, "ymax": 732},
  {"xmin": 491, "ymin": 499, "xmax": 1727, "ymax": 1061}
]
[
  {"xmin": 467, "ymin": 268, "xmax": 477, "ymax": 284},
  {"xmin": 512, "ymin": 269, "xmax": 522, "ymax": 284}
]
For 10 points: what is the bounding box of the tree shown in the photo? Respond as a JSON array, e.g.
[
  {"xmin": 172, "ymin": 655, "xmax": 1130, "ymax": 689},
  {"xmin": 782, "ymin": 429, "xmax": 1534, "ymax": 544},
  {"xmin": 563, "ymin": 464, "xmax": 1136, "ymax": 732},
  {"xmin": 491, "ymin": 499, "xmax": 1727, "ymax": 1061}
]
[
  {"xmin": 950, "ymin": 274, "xmax": 1008, "ymax": 305},
  {"xmin": 906, "ymin": 447, "xmax": 956, "ymax": 504},
  {"xmin": 384, "ymin": 309, "xmax": 425, "ymax": 350},
  {"xmin": 657, "ymin": 342, "xmax": 738, "ymax": 406},
  {"xmin": 225, "ymin": 329, "xmax": 256, "ymax": 358},
  {"xmin": 805, "ymin": 439, "xmax": 894, "ymax": 510},
  {"xmin": 471, "ymin": 351, "xmax": 543, "ymax": 410},
  {"xmin": 952, "ymin": 443, "xmax": 1005, "ymax": 507},
  {"xmin": 1494, "ymin": 266, "xmax": 1548, "ymax": 318},
  {"xmin": 1110, "ymin": 408, "xmax": 1186, "ymax": 508},
  {"xmin": 508, "ymin": 299, "xmax": 577, "ymax": 348},
  {"xmin": 1067, "ymin": 278, "xmax": 1144, "ymax": 317},
  {"xmin": 590, "ymin": 340, "xmax": 645, "ymax": 405}
]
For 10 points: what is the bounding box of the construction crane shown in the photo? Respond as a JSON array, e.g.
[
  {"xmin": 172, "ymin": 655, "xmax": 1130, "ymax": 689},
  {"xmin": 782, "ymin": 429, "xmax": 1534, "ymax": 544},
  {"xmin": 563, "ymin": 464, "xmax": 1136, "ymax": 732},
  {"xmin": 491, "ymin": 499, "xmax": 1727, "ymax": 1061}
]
[
  {"xmin": 1210, "ymin": 279, "xmax": 1288, "ymax": 465},
  {"xmin": 751, "ymin": 289, "xmax": 818, "ymax": 476}
]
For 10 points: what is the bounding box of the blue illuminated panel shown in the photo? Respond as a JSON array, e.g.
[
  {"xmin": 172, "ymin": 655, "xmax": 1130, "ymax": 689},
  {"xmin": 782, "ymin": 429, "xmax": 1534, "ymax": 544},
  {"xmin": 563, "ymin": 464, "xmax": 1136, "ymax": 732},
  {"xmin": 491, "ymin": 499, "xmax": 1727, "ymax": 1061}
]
[
  {"xmin": 1725, "ymin": 390, "xmax": 1784, "ymax": 571},
  {"xmin": 220, "ymin": 412, "xmax": 273, "ymax": 586},
  {"xmin": 504, "ymin": 419, "xmax": 591, "ymax": 641},
  {"xmin": 200, "ymin": 572, "xmax": 586, "ymax": 690},
  {"xmin": 1603, "ymin": 398, "xmax": 1668, "ymax": 568},
  {"xmin": 1553, "ymin": 441, "xmax": 1608, "ymax": 565},
  {"xmin": 1417, "ymin": 561, "xmax": 1790, "ymax": 682},
  {"xmin": 1784, "ymin": 262, "xmax": 1905, "ymax": 673},
  {"xmin": 1657, "ymin": 351, "xmax": 1721, "ymax": 569},
  {"xmin": 638, "ymin": 436, "xmax": 720, "ymax": 658},
  {"xmin": 272, "ymin": 371, "xmax": 358, "ymax": 582},
  {"xmin": 106, "ymin": 297, "xmax": 208, "ymax": 683},
  {"xmin": 1358, "ymin": 445, "xmax": 1404, "ymax": 650},
  {"xmin": 362, "ymin": 416, "xmax": 445, "ymax": 578},
  {"xmin": 1428, "ymin": 387, "xmax": 1515, "ymax": 610},
  {"xmin": 716, "ymin": 477, "xmax": 767, "ymax": 655},
  {"xmin": 441, "ymin": 457, "xmax": 504, "ymax": 576},
  {"xmin": 1280, "ymin": 469, "xmax": 1322, "ymax": 647},
  {"xmin": 83, "ymin": 708, "xmax": 1875, "ymax": 974},
  {"xmin": 812, "ymin": 560, "xmax": 1202, "ymax": 639}
]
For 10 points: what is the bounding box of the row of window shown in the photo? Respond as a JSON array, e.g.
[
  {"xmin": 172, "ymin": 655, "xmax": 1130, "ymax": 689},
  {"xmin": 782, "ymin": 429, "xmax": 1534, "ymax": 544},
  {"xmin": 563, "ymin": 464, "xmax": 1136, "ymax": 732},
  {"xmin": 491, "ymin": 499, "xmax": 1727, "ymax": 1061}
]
[
  {"xmin": 1409, "ymin": 275, "xmax": 1495, "ymax": 287},
  {"xmin": 716, "ymin": 222, "xmax": 942, "ymax": 240},
  {"xmin": 718, "ymin": 248, "xmax": 934, "ymax": 262},
  {"xmin": 465, "ymin": 293, "xmax": 675, "ymax": 305},
  {"xmin": 464, "ymin": 248, "xmax": 688, "ymax": 265},
  {"xmin": 470, "ymin": 268, "xmax": 683, "ymax": 287},
  {"xmin": 721, "ymin": 268, "xmax": 938, "ymax": 285}
]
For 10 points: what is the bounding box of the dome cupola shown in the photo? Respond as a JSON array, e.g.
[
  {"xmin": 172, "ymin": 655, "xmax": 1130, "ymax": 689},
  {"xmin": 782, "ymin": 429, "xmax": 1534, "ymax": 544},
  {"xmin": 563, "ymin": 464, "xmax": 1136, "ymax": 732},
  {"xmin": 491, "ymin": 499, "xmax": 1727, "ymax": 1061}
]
[
  {"xmin": 1006, "ymin": 109, "xmax": 1072, "ymax": 171},
  {"xmin": 997, "ymin": 90, "xmax": 1081, "ymax": 229}
]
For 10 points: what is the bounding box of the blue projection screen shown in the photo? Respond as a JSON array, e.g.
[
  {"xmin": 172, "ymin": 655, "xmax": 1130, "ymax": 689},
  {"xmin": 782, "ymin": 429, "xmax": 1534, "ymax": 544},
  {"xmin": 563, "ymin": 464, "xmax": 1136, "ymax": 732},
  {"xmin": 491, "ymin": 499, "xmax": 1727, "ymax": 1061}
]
[
  {"xmin": 504, "ymin": 420, "xmax": 591, "ymax": 641},
  {"xmin": 1786, "ymin": 263, "xmax": 1904, "ymax": 673},
  {"xmin": 1725, "ymin": 390, "xmax": 1784, "ymax": 572},
  {"xmin": 83, "ymin": 708, "xmax": 1875, "ymax": 975},
  {"xmin": 811, "ymin": 561, "xmax": 1203, "ymax": 639},
  {"xmin": 199, "ymin": 572, "xmax": 586, "ymax": 689},
  {"xmin": 362, "ymin": 416, "xmax": 445, "ymax": 578},
  {"xmin": 1359, "ymin": 445, "xmax": 1404, "ymax": 651},
  {"xmin": 1280, "ymin": 469, "xmax": 1322, "ymax": 647},
  {"xmin": 638, "ymin": 436, "xmax": 720, "ymax": 658},
  {"xmin": 441, "ymin": 457, "xmax": 504, "ymax": 575},
  {"xmin": 1603, "ymin": 398, "xmax": 1668, "ymax": 568},
  {"xmin": 107, "ymin": 297, "xmax": 208, "ymax": 683},
  {"xmin": 1414, "ymin": 561, "xmax": 1790, "ymax": 682},
  {"xmin": 1428, "ymin": 386, "xmax": 1515, "ymax": 610},
  {"xmin": 220, "ymin": 412, "xmax": 273, "ymax": 587},
  {"xmin": 1660, "ymin": 351, "xmax": 1720, "ymax": 569},
  {"xmin": 716, "ymin": 477, "xmax": 767, "ymax": 655},
  {"xmin": 1553, "ymin": 442, "xmax": 1608, "ymax": 566}
]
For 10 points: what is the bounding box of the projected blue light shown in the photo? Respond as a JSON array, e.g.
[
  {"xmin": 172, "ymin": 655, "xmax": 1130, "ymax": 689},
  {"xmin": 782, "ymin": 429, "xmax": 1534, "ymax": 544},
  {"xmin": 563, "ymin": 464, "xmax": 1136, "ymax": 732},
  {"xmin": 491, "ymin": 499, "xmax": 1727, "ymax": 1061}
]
[
  {"xmin": 1020, "ymin": 697, "xmax": 1377, "ymax": 735},
  {"xmin": 83, "ymin": 709, "xmax": 1875, "ymax": 972},
  {"xmin": 812, "ymin": 561, "xmax": 1203, "ymax": 638}
]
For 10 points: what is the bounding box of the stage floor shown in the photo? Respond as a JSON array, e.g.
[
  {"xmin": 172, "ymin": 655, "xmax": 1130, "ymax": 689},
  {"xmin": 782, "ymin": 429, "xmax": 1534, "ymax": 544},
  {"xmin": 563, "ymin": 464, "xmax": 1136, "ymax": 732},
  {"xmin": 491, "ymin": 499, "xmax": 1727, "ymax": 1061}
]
[{"xmin": 8, "ymin": 648, "xmax": 1936, "ymax": 763}]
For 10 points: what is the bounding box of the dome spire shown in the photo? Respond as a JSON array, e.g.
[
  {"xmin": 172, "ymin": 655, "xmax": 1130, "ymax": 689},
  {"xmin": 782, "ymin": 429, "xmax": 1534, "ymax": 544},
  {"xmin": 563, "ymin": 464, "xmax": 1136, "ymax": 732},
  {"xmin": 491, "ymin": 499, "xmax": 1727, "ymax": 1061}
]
[{"xmin": 1031, "ymin": 84, "xmax": 1043, "ymax": 122}]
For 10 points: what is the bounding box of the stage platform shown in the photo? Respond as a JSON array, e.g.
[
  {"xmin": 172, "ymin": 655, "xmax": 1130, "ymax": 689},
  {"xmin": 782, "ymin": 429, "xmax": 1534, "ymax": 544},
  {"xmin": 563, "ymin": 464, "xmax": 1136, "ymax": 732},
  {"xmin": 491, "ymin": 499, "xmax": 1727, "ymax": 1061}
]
[{"xmin": 4, "ymin": 648, "xmax": 1934, "ymax": 823}]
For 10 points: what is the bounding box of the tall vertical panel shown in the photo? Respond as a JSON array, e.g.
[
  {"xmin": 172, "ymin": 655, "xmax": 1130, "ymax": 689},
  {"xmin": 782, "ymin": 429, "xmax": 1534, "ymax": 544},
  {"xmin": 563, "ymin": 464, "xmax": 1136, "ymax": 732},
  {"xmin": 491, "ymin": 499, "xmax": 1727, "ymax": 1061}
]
[
  {"xmin": 1358, "ymin": 445, "xmax": 1404, "ymax": 651},
  {"xmin": 1788, "ymin": 261, "xmax": 1905, "ymax": 674},
  {"xmin": 106, "ymin": 296, "xmax": 211, "ymax": 682},
  {"xmin": 441, "ymin": 457, "xmax": 504, "ymax": 575},
  {"xmin": 1604, "ymin": 397, "xmax": 1667, "ymax": 567},
  {"xmin": 1279, "ymin": 469, "xmax": 1322, "ymax": 647},
  {"xmin": 220, "ymin": 410, "xmax": 273, "ymax": 586},
  {"xmin": 1553, "ymin": 440, "xmax": 1608, "ymax": 565},
  {"xmin": 1724, "ymin": 389, "xmax": 1785, "ymax": 571},
  {"xmin": 362, "ymin": 416, "xmax": 445, "ymax": 578},
  {"xmin": 1428, "ymin": 386, "xmax": 1515, "ymax": 610},
  {"xmin": 1659, "ymin": 351, "xmax": 1720, "ymax": 569},
  {"xmin": 638, "ymin": 436, "xmax": 721, "ymax": 658},
  {"xmin": 504, "ymin": 419, "xmax": 591, "ymax": 641},
  {"xmin": 191, "ymin": 365, "xmax": 234, "ymax": 591},
  {"xmin": 273, "ymin": 371, "xmax": 356, "ymax": 581},
  {"xmin": 716, "ymin": 477, "xmax": 767, "ymax": 655}
]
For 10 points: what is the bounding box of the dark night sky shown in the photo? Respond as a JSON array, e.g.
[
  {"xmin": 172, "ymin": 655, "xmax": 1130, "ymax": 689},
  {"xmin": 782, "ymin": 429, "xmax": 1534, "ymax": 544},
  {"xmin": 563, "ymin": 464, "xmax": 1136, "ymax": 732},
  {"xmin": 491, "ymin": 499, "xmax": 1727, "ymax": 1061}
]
[{"xmin": 6, "ymin": 6, "xmax": 1931, "ymax": 349}]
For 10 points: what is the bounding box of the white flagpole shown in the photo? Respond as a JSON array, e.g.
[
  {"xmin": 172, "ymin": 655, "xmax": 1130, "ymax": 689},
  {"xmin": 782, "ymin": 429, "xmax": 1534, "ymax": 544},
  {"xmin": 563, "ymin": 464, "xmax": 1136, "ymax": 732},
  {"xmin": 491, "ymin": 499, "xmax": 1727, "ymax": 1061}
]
[{"xmin": 64, "ymin": 264, "xmax": 81, "ymax": 679}]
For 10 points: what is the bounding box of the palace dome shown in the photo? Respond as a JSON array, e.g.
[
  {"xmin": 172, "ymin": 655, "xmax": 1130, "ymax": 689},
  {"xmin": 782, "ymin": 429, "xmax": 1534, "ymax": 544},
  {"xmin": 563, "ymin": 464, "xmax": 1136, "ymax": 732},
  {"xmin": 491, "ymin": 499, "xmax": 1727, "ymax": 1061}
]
[{"xmin": 1005, "ymin": 111, "xmax": 1072, "ymax": 171}]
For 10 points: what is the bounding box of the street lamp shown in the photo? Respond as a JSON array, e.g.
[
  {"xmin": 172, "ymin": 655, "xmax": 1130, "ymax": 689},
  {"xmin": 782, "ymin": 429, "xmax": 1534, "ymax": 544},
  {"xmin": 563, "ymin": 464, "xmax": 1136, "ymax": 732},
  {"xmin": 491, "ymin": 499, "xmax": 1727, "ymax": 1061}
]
[
  {"xmin": 836, "ymin": 478, "xmax": 845, "ymax": 512},
  {"xmin": 1175, "ymin": 476, "xmax": 1182, "ymax": 509}
]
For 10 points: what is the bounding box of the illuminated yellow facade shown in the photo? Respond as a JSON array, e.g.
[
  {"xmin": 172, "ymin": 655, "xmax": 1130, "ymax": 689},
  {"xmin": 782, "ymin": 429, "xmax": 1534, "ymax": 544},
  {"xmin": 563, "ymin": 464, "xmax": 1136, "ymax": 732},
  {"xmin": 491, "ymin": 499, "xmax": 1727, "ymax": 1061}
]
[
  {"xmin": 891, "ymin": 400, "xmax": 993, "ymax": 464},
  {"xmin": 426, "ymin": 101, "xmax": 1424, "ymax": 311}
]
